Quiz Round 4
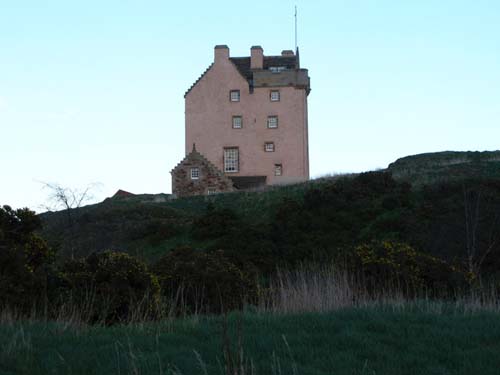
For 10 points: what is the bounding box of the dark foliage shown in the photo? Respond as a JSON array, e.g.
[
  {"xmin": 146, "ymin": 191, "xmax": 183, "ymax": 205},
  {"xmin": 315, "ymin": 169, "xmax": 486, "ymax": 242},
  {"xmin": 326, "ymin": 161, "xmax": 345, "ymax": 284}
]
[
  {"xmin": 351, "ymin": 240, "xmax": 468, "ymax": 296},
  {"xmin": 60, "ymin": 250, "xmax": 160, "ymax": 324},
  {"xmin": 0, "ymin": 205, "xmax": 56, "ymax": 311},
  {"xmin": 190, "ymin": 204, "xmax": 240, "ymax": 240},
  {"xmin": 152, "ymin": 247, "xmax": 258, "ymax": 314}
]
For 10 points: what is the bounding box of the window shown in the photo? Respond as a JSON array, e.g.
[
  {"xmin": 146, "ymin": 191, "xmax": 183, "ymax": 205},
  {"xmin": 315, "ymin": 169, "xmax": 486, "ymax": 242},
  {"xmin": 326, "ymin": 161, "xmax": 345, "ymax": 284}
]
[
  {"xmin": 224, "ymin": 147, "xmax": 239, "ymax": 173},
  {"xmin": 274, "ymin": 164, "xmax": 283, "ymax": 176},
  {"xmin": 264, "ymin": 142, "xmax": 275, "ymax": 152},
  {"xmin": 267, "ymin": 116, "xmax": 278, "ymax": 129},
  {"xmin": 232, "ymin": 116, "xmax": 242, "ymax": 129},
  {"xmin": 270, "ymin": 90, "xmax": 280, "ymax": 102},
  {"xmin": 230, "ymin": 90, "xmax": 240, "ymax": 102},
  {"xmin": 207, "ymin": 188, "xmax": 217, "ymax": 195},
  {"xmin": 269, "ymin": 66, "xmax": 286, "ymax": 73},
  {"xmin": 190, "ymin": 167, "xmax": 200, "ymax": 180}
]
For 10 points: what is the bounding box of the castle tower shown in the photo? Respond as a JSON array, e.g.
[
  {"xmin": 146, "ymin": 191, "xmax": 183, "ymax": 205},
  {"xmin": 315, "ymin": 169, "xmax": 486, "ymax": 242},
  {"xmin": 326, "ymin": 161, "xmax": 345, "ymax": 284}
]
[{"xmin": 172, "ymin": 45, "xmax": 311, "ymax": 196}]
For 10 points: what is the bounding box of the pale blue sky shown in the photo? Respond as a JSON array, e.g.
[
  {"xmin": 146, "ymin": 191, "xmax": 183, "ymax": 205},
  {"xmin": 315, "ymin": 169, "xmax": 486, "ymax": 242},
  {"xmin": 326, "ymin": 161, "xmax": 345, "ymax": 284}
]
[{"xmin": 1, "ymin": 0, "xmax": 499, "ymax": 211}]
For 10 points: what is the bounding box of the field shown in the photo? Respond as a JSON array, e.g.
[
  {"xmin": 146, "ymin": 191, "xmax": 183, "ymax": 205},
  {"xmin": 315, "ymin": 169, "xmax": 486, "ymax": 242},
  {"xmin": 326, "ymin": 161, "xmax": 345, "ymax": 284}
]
[{"xmin": 2, "ymin": 306, "xmax": 500, "ymax": 375}]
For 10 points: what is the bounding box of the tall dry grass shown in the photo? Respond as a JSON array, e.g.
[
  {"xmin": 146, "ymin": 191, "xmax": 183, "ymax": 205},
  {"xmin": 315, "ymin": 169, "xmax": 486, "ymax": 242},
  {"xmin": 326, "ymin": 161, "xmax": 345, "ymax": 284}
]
[
  {"xmin": 259, "ymin": 264, "xmax": 500, "ymax": 315},
  {"xmin": 1, "ymin": 264, "xmax": 499, "ymax": 328}
]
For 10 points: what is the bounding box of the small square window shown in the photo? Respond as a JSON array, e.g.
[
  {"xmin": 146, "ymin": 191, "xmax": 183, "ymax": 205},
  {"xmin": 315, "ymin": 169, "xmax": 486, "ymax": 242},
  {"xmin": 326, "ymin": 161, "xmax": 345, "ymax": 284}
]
[
  {"xmin": 207, "ymin": 188, "xmax": 217, "ymax": 195},
  {"xmin": 230, "ymin": 90, "xmax": 240, "ymax": 102},
  {"xmin": 274, "ymin": 164, "xmax": 283, "ymax": 176},
  {"xmin": 264, "ymin": 142, "xmax": 275, "ymax": 152},
  {"xmin": 270, "ymin": 90, "xmax": 280, "ymax": 102},
  {"xmin": 232, "ymin": 116, "xmax": 242, "ymax": 129},
  {"xmin": 267, "ymin": 116, "xmax": 278, "ymax": 129},
  {"xmin": 191, "ymin": 167, "xmax": 200, "ymax": 180}
]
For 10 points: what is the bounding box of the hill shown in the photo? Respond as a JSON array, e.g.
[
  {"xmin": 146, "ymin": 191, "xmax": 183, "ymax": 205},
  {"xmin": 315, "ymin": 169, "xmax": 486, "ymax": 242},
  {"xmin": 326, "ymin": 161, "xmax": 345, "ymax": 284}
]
[
  {"xmin": 38, "ymin": 151, "xmax": 500, "ymax": 279},
  {"xmin": 388, "ymin": 150, "xmax": 500, "ymax": 186}
]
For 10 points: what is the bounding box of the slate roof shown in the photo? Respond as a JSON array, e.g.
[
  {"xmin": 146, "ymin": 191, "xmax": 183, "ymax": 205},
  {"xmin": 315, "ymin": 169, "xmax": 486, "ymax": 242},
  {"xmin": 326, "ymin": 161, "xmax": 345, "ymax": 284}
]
[
  {"xmin": 185, "ymin": 53, "xmax": 300, "ymax": 97},
  {"xmin": 229, "ymin": 55, "xmax": 299, "ymax": 82},
  {"xmin": 230, "ymin": 176, "xmax": 267, "ymax": 190}
]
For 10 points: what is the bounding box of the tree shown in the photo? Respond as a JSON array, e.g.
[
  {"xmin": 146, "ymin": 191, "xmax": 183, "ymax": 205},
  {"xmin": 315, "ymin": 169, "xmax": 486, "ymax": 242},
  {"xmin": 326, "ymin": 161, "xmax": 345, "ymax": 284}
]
[
  {"xmin": 40, "ymin": 181, "xmax": 101, "ymax": 226},
  {"xmin": 40, "ymin": 182, "xmax": 101, "ymax": 259},
  {"xmin": 463, "ymin": 183, "xmax": 500, "ymax": 278}
]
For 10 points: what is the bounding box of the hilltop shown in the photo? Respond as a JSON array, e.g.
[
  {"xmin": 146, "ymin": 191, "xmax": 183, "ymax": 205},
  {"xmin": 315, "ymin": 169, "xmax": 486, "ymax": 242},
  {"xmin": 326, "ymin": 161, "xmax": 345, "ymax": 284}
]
[{"xmin": 388, "ymin": 150, "xmax": 500, "ymax": 186}]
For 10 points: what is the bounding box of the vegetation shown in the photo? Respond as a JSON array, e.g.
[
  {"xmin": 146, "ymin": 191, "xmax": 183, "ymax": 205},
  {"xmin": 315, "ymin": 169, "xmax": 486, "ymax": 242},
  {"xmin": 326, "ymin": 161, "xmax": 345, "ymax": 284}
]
[
  {"xmin": 2, "ymin": 306, "xmax": 500, "ymax": 374},
  {"xmin": 388, "ymin": 150, "xmax": 500, "ymax": 186},
  {"xmin": 2, "ymin": 151, "xmax": 500, "ymax": 373}
]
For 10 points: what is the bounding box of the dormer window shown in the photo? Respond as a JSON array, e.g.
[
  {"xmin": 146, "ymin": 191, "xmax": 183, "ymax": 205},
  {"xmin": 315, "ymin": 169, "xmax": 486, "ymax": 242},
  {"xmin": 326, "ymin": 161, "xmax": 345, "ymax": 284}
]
[
  {"xmin": 269, "ymin": 66, "xmax": 286, "ymax": 73},
  {"xmin": 230, "ymin": 90, "xmax": 240, "ymax": 102},
  {"xmin": 270, "ymin": 90, "xmax": 280, "ymax": 102},
  {"xmin": 191, "ymin": 168, "xmax": 200, "ymax": 180}
]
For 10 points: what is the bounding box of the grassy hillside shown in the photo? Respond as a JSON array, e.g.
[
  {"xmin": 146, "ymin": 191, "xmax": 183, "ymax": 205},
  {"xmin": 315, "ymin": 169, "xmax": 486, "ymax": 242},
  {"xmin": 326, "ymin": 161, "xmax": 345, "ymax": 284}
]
[
  {"xmin": 39, "ymin": 181, "xmax": 311, "ymax": 262},
  {"xmin": 2, "ymin": 307, "xmax": 500, "ymax": 375},
  {"xmin": 38, "ymin": 151, "xmax": 500, "ymax": 280},
  {"xmin": 388, "ymin": 150, "xmax": 500, "ymax": 186}
]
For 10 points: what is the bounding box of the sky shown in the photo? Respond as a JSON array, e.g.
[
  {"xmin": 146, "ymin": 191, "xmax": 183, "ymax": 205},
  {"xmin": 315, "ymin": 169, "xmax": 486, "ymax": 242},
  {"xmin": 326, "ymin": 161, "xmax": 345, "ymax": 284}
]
[{"xmin": 1, "ymin": 0, "xmax": 499, "ymax": 211}]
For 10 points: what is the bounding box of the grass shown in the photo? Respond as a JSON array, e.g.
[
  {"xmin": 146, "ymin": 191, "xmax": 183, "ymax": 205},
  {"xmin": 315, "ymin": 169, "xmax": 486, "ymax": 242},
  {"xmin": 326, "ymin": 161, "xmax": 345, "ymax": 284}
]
[
  {"xmin": 2, "ymin": 307, "xmax": 500, "ymax": 375},
  {"xmin": 1, "ymin": 265, "xmax": 500, "ymax": 375}
]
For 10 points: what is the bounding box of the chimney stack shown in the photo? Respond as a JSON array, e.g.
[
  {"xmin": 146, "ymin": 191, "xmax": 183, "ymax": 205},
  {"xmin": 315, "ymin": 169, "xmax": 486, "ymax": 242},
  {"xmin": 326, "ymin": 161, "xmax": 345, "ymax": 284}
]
[
  {"xmin": 214, "ymin": 45, "xmax": 229, "ymax": 64},
  {"xmin": 250, "ymin": 45, "xmax": 263, "ymax": 69}
]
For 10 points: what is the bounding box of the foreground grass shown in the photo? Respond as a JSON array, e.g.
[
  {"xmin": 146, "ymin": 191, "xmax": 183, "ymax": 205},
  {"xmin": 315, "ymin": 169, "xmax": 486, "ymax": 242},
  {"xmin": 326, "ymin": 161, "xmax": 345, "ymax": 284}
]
[{"xmin": 2, "ymin": 307, "xmax": 500, "ymax": 375}]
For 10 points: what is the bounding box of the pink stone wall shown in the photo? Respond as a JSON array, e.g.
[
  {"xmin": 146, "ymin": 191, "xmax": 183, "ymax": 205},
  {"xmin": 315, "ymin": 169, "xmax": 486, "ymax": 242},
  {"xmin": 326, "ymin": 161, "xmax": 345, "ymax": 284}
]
[{"xmin": 185, "ymin": 47, "xmax": 309, "ymax": 185}]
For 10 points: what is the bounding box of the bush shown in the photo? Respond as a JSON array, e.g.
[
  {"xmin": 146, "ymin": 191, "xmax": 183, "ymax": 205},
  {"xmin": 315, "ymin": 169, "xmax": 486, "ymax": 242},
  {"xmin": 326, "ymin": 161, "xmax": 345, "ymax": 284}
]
[
  {"xmin": 0, "ymin": 205, "xmax": 55, "ymax": 311},
  {"xmin": 60, "ymin": 250, "xmax": 160, "ymax": 324},
  {"xmin": 191, "ymin": 204, "xmax": 239, "ymax": 240},
  {"xmin": 353, "ymin": 241, "xmax": 468, "ymax": 296},
  {"xmin": 152, "ymin": 247, "xmax": 258, "ymax": 314}
]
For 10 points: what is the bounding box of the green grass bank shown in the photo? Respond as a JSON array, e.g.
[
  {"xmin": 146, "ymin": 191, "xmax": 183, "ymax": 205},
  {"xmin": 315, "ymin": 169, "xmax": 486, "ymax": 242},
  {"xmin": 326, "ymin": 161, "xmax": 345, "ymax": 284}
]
[{"xmin": 2, "ymin": 307, "xmax": 500, "ymax": 375}]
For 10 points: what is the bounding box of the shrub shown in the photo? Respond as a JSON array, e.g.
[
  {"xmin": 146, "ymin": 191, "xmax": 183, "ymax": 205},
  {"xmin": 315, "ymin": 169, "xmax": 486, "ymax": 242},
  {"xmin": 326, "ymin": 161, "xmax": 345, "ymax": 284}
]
[
  {"xmin": 60, "ymin": 250, "xmax": 160, "ymax": 324},
  {"xmin": 152, "ymin": 247, "xmax": 258, "ymax": 314},
  {"xmin": 191, "ymin": 204, "xmax": 239, "ymax": 240},
  {"xmin": 353, "ymin": 241, "xmax": 468, "ymax": 296},
  {"xmin": 0, "ymin": 205, "xmax": 55, "ymax": 311}
]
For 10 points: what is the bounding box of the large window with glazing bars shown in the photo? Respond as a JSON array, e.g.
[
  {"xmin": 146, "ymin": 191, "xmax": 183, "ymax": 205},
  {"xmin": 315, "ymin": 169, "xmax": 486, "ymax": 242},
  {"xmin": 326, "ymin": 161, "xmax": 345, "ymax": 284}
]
[{"xmin": 224, "ymin": 147, "xmax": 239, "ymax": 173}]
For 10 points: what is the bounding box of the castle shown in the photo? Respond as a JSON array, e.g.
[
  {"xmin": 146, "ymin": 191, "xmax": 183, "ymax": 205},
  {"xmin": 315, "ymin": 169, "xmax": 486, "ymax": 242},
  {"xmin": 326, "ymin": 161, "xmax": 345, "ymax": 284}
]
[{"xmin": 171, "ymin": 45, "xmax": 311, "ymax": 197}]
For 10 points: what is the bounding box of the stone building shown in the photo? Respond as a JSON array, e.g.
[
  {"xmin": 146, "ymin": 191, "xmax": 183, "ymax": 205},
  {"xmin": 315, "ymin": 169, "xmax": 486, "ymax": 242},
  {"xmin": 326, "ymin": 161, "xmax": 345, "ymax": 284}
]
[
  {"xmin": 171, "ymin": 144, "xmax": 234, "ymax": 198},
  {"xmin": 171, "ymin": 44, "xmax": 311, "ymax": 197}
]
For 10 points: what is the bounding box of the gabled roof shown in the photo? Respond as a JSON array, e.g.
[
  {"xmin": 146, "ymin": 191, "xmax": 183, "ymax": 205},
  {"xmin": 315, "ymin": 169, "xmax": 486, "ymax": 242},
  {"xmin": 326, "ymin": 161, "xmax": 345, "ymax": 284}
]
[
  {"xmin": 170, "ymin": 144, "xmax": 225, "ymax": 178},
  {"xmin": 229, "ymin": 55, "xmax": 299, "ymax": 82}
]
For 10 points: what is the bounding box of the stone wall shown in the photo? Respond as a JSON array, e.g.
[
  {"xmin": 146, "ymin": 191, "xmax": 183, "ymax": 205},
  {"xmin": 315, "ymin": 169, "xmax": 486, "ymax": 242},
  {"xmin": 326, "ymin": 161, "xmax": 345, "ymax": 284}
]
[{"xmin": 171, "ymin": 148, "xmax": 234, "ymax": 198}]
